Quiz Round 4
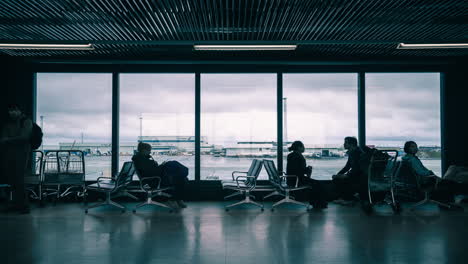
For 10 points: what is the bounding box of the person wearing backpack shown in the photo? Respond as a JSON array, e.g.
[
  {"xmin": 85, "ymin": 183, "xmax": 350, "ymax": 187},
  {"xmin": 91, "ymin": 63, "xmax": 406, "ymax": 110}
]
[
  {"xmin": 332, "ymin": 137, "xmax": 367, "ymax": 206},
  {"xmin": 0, "ymin": 104, "xmax": 33, "ymax": 214}
]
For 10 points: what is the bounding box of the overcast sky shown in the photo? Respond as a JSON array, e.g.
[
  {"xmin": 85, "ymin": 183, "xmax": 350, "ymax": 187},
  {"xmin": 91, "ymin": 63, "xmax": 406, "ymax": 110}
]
[{"xmin": 37, "ymin": 72, "xmax": 440, "ymax": 148}]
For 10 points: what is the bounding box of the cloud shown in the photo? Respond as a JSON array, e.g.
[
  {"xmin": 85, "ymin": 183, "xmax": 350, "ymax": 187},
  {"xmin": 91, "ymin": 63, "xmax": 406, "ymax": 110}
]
[{"xmin": 37, "ymin": 72, "xmax": 441, "ymax": 147}]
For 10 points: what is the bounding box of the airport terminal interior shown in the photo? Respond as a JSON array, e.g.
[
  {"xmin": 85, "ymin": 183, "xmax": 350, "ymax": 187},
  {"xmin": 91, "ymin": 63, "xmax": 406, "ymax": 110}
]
[{"xmin": 1, "ymin": 1, "xmax": 468, "ymax": 263}]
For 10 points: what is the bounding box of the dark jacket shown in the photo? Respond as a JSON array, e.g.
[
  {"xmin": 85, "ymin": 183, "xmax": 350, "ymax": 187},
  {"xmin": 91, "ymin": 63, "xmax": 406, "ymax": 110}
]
[
  {"xmin": 286, "ymin": 151, "xmax": 310, "ymax": 186},
  {"xmin": 338, "ymin": 147, "xmax": 364, "ymax": 182},
  {"xmin": 131, "ymin": 152, "xmax": 162, "ymax": 179}
]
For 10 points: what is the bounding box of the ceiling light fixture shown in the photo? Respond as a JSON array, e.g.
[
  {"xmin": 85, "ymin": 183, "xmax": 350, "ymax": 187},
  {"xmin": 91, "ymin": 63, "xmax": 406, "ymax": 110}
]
[
  {"xmin": 0, "ymin": 43, "xmax": 94, "ymax": 50},
  {"xmin": 397, "ymin": 43, "xmax": 468, "ymax": 49},
  {"xmin": 194, "ymin": 45, "xmax": 297, "ymax": 51}
]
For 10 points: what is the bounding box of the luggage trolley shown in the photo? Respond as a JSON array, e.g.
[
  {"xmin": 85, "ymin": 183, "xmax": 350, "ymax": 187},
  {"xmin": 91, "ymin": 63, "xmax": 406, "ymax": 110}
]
[
  {"xmin": 42, "ymin": 150, "xmax": 86, "ymax": 203},
  {"xmin": 25, "ymin": 150, "xmax": 45, "ymax": 204}
]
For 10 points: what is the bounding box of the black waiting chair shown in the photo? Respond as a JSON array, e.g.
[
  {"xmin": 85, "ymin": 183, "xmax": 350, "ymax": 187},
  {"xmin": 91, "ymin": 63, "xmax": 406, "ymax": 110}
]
[
  {"xmin": 222, "ymin": 159, "xmax": 271, "ymax": 211},
  {"xmin": 393, "ymin": 161, "xmax": 451, "ymax": 211},
  {"xmin": 221, "ymin": 159, "xmax": 263, "ymax": 200},
  {"xmin": 263, "ymin": 159, "xmax": 311, "ymax": 211},
  {"xmin": 367, "ymin": 150, "xmax": 399, "ymax": 211},
  {"xmin": 84, "ymin": 161, "xmax": 135, "ymax": 213},
  {"xmin": 132, "ymin": 167, "xmax": 174, "ymax": 213}
]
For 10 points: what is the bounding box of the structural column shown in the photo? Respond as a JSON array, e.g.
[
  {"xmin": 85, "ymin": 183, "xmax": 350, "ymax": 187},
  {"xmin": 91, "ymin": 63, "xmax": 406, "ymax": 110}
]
[
  {"xmin": 111, "ymin": 72, "xmax": 120, "ymax": 177},
  {"xmin": 277, "ymin": 73, "xmax": 284, "ymax": 173},
  {"xmin": 358, "ymin": 72, "xmax": 366, "ymax": 148},
  {"xmin": 195, "ymin": 73, "xmax": 201, "ymax": 181}
]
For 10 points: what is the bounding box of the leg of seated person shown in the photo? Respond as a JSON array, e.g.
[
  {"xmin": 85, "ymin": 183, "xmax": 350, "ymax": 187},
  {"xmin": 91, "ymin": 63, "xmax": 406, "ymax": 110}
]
[
  {"xmin": 171, "ymin": 177, "xmax": 188, "ymax": 208},
  {"xmin": 432, "ymin": 179, "xmax": 460, "ymax": 202},
  {"xmin": 333, "ymin": 178, "xmax": 357, "ymax": 201},
  {"xmin": 301, "ymin": 177, "xmax": 327, "ymax": 208}
]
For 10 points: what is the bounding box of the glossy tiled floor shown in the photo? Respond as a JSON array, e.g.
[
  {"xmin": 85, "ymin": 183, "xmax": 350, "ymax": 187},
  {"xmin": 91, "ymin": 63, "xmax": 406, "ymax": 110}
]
[{"xmin": 1, "ymin": 201, "xmax": 468, "ymax": 264}]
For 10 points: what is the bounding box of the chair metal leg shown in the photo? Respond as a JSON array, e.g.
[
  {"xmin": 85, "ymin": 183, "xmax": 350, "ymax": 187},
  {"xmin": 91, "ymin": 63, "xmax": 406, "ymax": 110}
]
[
  {"xmin": 224, "ymin": 191, "xmax": 243, "ymax": 200},
  {"xmin": 86, "ymin": 193, "xmax": 126, "ymax": 211},
  {"xmin": 86, "ymin": 200, "xmax": 107, "ymax": 210},
  {"xmin": 109, "ymin": 200, "xmax": 126, "ymax": 210},
  {"xmin": 225, "ymin": 194, "xmax": 264, "ymax": 209},
  {"xmin": 133, "ymin": 196, "xmax": 173, "ymax": 212},
  {"xmin": 157, "ymin": 192, "xmax": 172, "ymax": 198},
  {"xmin": 272, "ymin": 195, "xmax": 309, "ymax": 209},
  {"xmin": 430, "ymin": 199, "xmax": 451, "ymax": 208},
  {"xmin": 264, "ymin": 190, "xmax": 284, "ymax": 200},
  {"xmin": 112, "ymin": 190, "xmax": 138, "ymax": 200}
]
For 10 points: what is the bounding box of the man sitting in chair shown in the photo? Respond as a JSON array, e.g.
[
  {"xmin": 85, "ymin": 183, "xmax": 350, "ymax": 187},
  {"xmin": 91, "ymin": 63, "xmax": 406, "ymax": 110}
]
[
  {"xmin": 402, "ymin": 140, "xmax": 465, "ymax": 206},
  {"xmin": 132, "ymin": 142, "xmax": 187, "ymax": 209},
  {"xmin": 332, "ymin": 137, "xmax": 367, "ymax": 207}
]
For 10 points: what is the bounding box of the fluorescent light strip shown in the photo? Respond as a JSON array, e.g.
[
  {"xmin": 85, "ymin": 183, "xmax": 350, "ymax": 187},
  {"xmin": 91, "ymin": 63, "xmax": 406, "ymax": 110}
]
[
  {"xmin": 0, "ymin": 43, "xmax": 94, "ymax": 50},
  {"xmin": 397, "ymin": 43, "xmax": 468, "ymax": 49},
  {"xmin": 194, "ymin": 45, "xmax": 297, "ymax": 51}
]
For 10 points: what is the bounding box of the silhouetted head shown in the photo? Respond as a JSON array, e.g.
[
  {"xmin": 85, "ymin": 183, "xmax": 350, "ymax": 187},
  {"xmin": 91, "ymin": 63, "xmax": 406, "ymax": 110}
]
[
  {"xmin": 343, "ymin": 137, "xmax": 358, "ymax": 150},
  {"xmin": 6, "ymin": 104, "xmax": 23, "ymax": 121},
  {"xmin": 137, "ymin": 142, "xmax": 152, "ymax": 155},
  {"xmin": 288, "ymin": 141, "xmax": 305, "ymax": 153},
  {"xmin": 404, "ymin": 141, "xmax": 418, "ymax": 155}
]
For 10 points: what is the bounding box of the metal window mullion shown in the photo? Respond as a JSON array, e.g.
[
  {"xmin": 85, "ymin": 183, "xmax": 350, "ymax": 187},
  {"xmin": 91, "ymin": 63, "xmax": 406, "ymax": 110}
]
[
  {"xmin": 195, "ymin": 73, "xmax": 201, "ymax": 181},
  {"xmin": 111, "ymin": 72, "xmax": 120, "ymax": 177},
  {"xmin": 440, "ymin": 72, "xmax": 446, "ymax": 174},
  {"xmin": 277, "ymin": 72, "xmax": 283, "ymax": 173},
  {"xmin": 358, "ymin": 72, "xmax": 366, "ymax": 148}
]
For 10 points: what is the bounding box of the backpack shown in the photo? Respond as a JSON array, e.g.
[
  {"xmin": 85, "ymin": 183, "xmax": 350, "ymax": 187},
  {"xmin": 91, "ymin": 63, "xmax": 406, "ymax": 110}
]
[
  {"xmin": 359, "ymin": 146, "xmax": 390, "ymax": 177},
  {"xmin": 21, "ymin": 117, "xmax": 43, "ymax": 150},
  {"xmin": 30, "ymin": 122, "xmax": 43, "ymax": 150},
  {"xmin": 161, "ymin": 161, "xmax": 189, "ymax": 185}
]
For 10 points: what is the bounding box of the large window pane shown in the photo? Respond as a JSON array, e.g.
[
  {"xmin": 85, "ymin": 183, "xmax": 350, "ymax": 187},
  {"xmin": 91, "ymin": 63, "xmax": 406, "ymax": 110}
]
[
  {"xmin": 37, "ymin": 73, "xmax": 112, "ymax": 180},
  {"xmin": 366, "ymin": 73, "xmax": 441, "ymax": 175},
  {"xmin": 120, "ymin": 74, "xmax": 195, "ymax": 180},
  {"xmin": 283, "ymin": 74, "xmax": 358, "ymax": 180},
  {"xmin": 201, "ymin": 74, "xmax": 277, "ymax": 180}
]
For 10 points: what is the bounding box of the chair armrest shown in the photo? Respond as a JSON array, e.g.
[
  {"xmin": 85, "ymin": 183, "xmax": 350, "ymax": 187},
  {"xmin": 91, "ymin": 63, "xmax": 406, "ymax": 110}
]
[
  {"xmin": 95, "ymin": 176, "xmax": 113, "ymax": 188},
  {"xmin": 139, "ymin": 176, "xmax": 162, "ymax": 190},
  {"xmin": 280, "ymin": 175, "xmax": 299, "ymax": 188},
  {"xmin": 235, "ymin": 175, "xmax": 256, "ymax": 190},
  {"xmin": 232, "ymin": 171, "xmax": 247, "ymax": 181}
]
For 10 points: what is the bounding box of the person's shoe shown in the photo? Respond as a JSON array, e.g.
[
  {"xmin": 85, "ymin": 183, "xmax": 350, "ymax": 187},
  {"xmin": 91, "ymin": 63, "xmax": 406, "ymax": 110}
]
[
  {"xmin": 166, "ymin": 200, "xmax": 179, "ymax": 209},
  {"xmin": 176, "ymin": 200, "xmax": 187, "ymax": 208},
  {"xmin": 311, "ymin": 201, "xmax": 328, "ymax": 209},
  {"xmin": 332, "ymin": 199, "xmax": 347, "ymax": 205},
  {"xmin": 454, "ymin": 195, "xmax": 465, "ymax": 204}
]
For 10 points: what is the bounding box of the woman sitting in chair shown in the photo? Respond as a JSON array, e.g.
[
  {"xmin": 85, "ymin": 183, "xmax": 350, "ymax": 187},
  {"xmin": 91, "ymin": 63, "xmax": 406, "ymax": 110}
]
[
  {"xmin": 402, "ymin": 141, "xmax": 465, "ymax": 205},
  {"xmin": 286, "ymin": 141, "xmax": 327, "ymax": 209},
  {"xmin": 132, "ymin": 142, "xmax": 187, "ymax": 208}
]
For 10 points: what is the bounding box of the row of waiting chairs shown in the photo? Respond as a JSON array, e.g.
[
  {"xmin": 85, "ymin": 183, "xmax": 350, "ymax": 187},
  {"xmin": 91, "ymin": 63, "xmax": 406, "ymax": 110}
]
[
  {"xmin": 367, "ymin": 150, "xmax": 452, "ymax": 212},
  {"xmin": 222, "ymin": 159, "xmax": 313, "ymax": 211},
  {"xmin": 222, "ymin": 153, "xmax": 454, "ymax": 213},
  {"xmin": 85, "ymin": 161, "xmax": 174, "ymax": 213}
]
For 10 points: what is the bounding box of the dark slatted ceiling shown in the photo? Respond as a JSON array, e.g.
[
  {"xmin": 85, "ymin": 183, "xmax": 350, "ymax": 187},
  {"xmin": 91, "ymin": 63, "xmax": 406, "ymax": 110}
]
[{"xmin": 0, "ymin": 0, "xmax": 467, "ymax": 59}]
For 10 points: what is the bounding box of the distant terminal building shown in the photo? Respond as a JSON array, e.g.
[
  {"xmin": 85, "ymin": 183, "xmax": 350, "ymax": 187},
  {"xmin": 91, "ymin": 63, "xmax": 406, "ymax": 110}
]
[
  {"xmin": 224, "ymin": 142, "xmax": 346, "ymax": 158},
  {"xmin": 225, "ymin": 142, "xmax": 277, "ymax": 157},
  {"xmin": 59, "ymin": 136, "xmax": 213, "ymax": 155},
  {"xmin": 139, "ymin": 136, "xmax": 212, "ymax": 155}
]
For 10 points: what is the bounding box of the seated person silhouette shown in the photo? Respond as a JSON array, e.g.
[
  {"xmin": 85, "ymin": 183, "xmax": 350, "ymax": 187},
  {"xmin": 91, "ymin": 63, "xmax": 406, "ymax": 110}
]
[
  {"xmin": 132, "ymin": 142, "xmax": 188, "ymax": 209},
  {"xmin": 286, "ymin": 141, "xmax": 327, "ymax": 209},
  {"xmin": 402, "ymin": 141, "xmax": 465, "ymax": 206},
  {"xmin": 332, "ymin": 137, "xmax": 367, "ymax": 206}
]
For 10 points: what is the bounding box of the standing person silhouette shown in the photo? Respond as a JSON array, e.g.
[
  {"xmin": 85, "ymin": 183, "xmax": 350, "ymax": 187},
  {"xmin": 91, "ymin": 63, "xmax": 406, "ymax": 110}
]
[{"xmin": 0, "ymin": 104, "xmax": 32, "ymax": 214}]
